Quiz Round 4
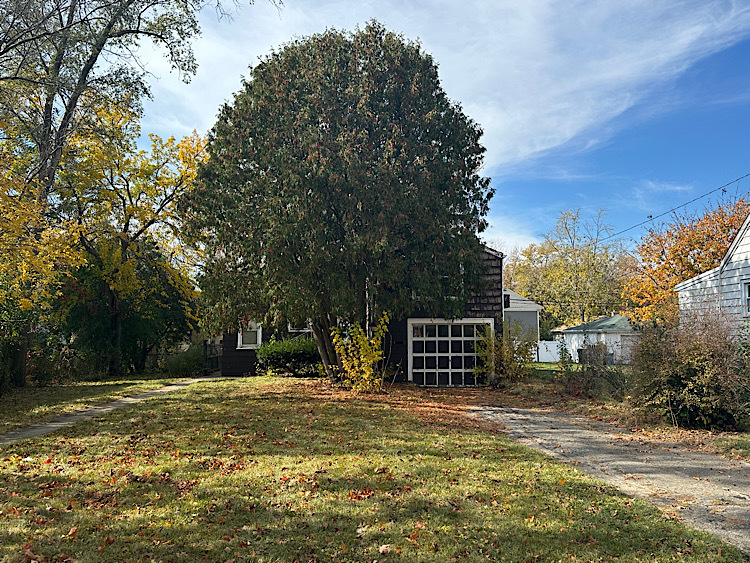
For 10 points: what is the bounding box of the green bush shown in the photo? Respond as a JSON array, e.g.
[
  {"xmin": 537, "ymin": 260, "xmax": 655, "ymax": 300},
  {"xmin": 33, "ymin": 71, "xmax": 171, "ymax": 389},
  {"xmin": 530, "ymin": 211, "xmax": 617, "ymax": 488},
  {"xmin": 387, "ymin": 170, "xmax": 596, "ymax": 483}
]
[
  {"xmin": 475, "ymin": 321, "xmax": 536, "ymax": 388},
  {"xmin": 256, "ymin": 337, "xmax": 320, "ymax": 377},
  {"xmin": 164, "ymin": 344, "xmax": 205, "ymax": 377},
  {"xmin": 631, "ymin": 313, "xmax": 750, "ymax": 430}
]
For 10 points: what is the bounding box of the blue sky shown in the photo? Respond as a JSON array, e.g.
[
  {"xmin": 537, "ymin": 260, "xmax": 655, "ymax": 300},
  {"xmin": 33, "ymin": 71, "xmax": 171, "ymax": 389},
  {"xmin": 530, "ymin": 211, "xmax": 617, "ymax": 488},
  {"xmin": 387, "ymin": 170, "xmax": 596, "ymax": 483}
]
[{"xmin": 140, "ymin": 0, "xmax": 750, "ymax": 253}]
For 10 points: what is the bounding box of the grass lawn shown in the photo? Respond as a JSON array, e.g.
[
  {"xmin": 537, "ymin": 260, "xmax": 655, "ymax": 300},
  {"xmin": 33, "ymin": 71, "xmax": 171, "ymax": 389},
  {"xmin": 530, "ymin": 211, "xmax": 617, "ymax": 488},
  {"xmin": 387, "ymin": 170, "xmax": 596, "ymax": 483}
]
[
  {"xmin": 0, "ymin": 373, "xmax": 184, "ymax": 434},
  {"xmin": 0, "ymin": 377, "xmax": 746, "ymax": 562}
]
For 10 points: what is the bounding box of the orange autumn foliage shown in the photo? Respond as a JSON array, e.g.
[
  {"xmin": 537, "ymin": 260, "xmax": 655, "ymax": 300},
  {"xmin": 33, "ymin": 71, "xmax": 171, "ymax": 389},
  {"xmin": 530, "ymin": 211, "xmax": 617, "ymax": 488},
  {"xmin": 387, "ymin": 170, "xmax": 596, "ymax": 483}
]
[{"xmin": 623, "ymin": 197, "xmax": 750, "ymax": 323}]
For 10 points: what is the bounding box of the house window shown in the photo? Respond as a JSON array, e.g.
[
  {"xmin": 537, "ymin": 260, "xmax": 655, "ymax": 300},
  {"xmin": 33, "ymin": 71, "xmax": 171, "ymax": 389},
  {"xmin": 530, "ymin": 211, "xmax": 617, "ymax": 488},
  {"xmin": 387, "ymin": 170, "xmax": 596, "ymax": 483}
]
[
  {"xmin": 744, "ymin": 282, "xmax": 750, "ymax": 314},
  {"xmin": 237, "ymin": 321, "xmax": 262, "ymax": 349}
]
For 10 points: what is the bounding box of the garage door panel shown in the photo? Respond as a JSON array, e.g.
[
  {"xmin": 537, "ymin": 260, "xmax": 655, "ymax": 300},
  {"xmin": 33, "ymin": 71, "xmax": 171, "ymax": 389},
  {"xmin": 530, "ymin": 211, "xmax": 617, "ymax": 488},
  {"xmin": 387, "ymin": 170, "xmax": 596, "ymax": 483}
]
[{"xmin": 408, "ymin": 318, "xmax": 493, "ymax": 387}]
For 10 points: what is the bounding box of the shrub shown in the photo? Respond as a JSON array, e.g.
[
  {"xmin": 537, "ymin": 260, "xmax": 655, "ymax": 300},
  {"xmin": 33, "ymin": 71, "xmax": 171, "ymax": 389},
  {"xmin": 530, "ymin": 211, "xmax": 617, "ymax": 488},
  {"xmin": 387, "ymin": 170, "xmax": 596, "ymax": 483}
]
[
  {"xmin": 164, "ymin": 344, "xmax": 205, "ymax": 377},
  {"xmin": 256, "ymin": 337, "xmax": 320, "ymax": 377},
  {"xmin": 475, "ymin": 320, "xmax": 536, "ymax": 387},
  {"xmin": 562, "ymin": 342, "xmax": 627, "ymax": 399},
  {"xmin": 331, "ymin": 312, "xmax": 389, "ymax": 392},
  {"xmin": 631, "ymin": 312, "xmax": 750, "ymax": 430}
]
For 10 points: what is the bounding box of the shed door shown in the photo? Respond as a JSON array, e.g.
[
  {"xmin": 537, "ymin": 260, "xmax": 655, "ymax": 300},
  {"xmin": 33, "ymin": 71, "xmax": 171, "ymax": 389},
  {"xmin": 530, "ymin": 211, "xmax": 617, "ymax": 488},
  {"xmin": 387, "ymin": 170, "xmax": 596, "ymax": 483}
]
[{"xmin": 407, "ymin": 318, "xmax": 494, "ymax": 386}]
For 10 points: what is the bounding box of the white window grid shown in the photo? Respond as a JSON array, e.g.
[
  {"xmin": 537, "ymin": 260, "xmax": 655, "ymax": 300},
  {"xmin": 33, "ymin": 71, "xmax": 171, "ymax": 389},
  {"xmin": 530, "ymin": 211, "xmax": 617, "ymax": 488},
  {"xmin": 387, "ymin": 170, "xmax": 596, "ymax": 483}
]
[{"xmin": 407, "ymin": 318, "xmax": 494, "ymax": 386}]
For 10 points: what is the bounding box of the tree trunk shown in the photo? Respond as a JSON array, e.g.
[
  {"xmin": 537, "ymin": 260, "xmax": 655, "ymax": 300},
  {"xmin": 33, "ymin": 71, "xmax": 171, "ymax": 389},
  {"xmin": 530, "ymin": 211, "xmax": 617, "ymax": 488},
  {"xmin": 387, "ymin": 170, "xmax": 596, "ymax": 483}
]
[
  {"xmin": 107, "ymin": 285, "xmax": 123, "ymax": 378},
  {"xmin": 311, "ymin": 314, "xmax": 341, "ymax": 382},
  {"xmin": 10, "ymin": 336, "xmax": 28, "ymax": 388}
]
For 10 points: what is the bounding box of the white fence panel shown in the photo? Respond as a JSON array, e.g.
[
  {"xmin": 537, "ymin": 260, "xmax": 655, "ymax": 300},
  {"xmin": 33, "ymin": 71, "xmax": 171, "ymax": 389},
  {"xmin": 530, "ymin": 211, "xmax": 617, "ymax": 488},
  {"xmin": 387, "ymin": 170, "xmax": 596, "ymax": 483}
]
[{"xmin": 536, "ymin": 341, "xmax": 559, "ymax": 363}]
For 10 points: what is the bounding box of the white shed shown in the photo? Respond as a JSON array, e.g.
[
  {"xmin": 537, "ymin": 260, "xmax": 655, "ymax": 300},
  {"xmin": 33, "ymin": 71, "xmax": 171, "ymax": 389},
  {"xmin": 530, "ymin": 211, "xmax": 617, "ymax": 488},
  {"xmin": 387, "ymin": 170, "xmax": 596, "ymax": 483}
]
[
  {"xmin": 554, "ymin": 315, "xmax": 638, "ymax": 364},
  {"xmin": 674, "ymin": 212, "xmax": 750, "ymax": 332}
]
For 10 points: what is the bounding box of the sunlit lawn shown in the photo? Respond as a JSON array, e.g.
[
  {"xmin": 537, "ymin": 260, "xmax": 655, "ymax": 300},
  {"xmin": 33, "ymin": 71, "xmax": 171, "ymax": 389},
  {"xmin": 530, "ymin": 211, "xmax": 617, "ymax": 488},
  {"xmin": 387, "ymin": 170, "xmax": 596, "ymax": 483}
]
[
  {"xmin": 0, "ymin": 377, "xmax": 745, "ymax": 562},
  {"xmin": 0, "ymin": 373, "xmax": 184, "ymax": 434}
]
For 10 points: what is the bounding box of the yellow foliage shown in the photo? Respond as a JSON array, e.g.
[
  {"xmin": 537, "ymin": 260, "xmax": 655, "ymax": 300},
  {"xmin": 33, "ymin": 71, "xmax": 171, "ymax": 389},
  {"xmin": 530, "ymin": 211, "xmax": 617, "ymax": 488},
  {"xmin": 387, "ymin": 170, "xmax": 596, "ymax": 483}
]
[
  {"xmin": 331, "ymin": 312, "xmax": 390, "ymax": 392},
  {"xmin": 56, "ymin": 102, "xmax": 207, "ymax": 299},
  {"xmin": 0, "ymin": 151, "xmax": 84, "ymax": 308}
]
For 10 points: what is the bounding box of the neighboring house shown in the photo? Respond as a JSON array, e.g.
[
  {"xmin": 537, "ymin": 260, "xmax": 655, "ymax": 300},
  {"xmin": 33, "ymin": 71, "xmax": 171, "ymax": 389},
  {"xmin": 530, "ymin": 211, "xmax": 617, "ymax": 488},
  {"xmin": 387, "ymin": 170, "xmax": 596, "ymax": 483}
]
[
  {"xmin": 503, "ymin": 288, "xmax": 543, "ymax": 341},
  {"xmin": 554, "ymin": 315, "xmax": 638, "ymax": 364},
  {"xmin": 220, "ymin": 247, "xmax": 506, "ymax": 386},
  {"xmin": 674, "ymin": 212, "xmax": 750, "ymax": 333}
]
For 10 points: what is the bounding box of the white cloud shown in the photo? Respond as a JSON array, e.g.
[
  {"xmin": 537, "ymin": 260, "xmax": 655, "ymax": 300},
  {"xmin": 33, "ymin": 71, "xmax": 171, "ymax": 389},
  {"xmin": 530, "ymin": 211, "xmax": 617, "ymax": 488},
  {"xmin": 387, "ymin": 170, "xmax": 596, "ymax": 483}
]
[
  {"xmin": 641, "ymin": 180, "xmax": 694, "ymax": 193},
  {"xmin": 482, "ymin": 213, "xmax": 543, "ymax": 254},
  {"xmin": 140, "ymin": 0, "xmax": 750, "ymax": 170}
]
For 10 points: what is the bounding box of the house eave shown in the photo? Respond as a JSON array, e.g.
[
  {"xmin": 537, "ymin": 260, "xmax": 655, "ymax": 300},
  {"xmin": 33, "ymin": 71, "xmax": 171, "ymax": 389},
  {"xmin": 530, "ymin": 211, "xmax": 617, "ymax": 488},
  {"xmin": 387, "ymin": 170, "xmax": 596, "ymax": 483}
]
[{"xmin": 673, "ymin": 266, "xmax": 720, "ymax": 292}]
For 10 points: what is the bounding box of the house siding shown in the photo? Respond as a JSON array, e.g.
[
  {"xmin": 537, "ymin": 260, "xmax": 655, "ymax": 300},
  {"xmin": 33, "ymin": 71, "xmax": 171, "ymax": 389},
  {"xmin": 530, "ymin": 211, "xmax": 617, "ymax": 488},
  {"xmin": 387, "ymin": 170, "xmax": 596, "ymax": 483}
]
[
  {"xmin": 388, "ymin": 248, "xmax": 505, "ymax": 384},
  {"xmin": 220, "ymin": 333, "xmax": 258, "ymax": 377},
  {"xmin": 219, "ymin": 247, "xmax": 506, "ymax": 385},
  {"xmin": 676, "ymin": 214, "xmax": 750, "ymax": 331},
  {"xmin": 505, "ymin": 310, "xmax": 538, "ymax": 340}
]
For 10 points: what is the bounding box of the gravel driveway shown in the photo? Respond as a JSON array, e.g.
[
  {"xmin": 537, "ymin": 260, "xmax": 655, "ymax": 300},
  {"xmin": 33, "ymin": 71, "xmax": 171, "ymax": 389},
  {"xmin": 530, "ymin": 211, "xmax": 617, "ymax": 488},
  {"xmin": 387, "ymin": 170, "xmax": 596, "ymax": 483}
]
[{"xmin": 473, "ymin": 405, "xmax": 750, "ymax": 554}]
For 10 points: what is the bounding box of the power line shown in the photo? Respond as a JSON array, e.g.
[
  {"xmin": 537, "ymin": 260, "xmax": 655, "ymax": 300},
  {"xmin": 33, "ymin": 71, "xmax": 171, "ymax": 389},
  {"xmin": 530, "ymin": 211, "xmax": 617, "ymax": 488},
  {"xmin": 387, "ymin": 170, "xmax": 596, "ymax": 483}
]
[{"xmin": 600, "ymin": 171, "xmax": 750, "ymax": 243}]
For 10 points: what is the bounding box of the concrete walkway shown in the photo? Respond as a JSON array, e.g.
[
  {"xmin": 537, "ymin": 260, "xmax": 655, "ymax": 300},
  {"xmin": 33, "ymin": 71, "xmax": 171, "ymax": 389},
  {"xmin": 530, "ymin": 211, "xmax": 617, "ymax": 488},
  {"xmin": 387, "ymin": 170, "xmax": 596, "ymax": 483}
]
[
  {"xmin": 473, "ymin": 405, "xmax": 750, "ymax": 554},
  {"xmin": 0, "ymin": 376, "xmax": 221, "ymax": 446}
]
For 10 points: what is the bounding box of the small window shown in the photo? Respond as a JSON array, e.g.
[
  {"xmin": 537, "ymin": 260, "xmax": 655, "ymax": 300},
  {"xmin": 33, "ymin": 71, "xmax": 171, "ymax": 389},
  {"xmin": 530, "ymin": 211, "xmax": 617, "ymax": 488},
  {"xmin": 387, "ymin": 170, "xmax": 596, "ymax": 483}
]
[
  {"xmin": 237, "ymin": 321, "xmax": 262, "ymax": 349},
  {"xmin": 745, "ymin": 282, "xmax": 750, "ymax": 314}
]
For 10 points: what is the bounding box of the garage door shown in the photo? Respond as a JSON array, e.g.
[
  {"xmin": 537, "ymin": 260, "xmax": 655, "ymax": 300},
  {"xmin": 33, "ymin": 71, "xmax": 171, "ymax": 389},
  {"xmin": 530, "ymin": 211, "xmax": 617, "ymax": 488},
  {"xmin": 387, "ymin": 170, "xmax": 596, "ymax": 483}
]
[{"xmin": 407, "ymin": 318, "xmax": 494, "ymax": 386}]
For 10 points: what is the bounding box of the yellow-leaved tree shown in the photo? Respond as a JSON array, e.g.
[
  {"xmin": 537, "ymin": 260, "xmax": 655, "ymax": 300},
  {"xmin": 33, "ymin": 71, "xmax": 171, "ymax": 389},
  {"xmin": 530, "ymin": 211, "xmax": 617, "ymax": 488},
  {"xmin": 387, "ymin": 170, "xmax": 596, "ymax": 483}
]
[
  {"xmin": 55, "ymin": 103, "xmax": 206, "ymax": 376},
  {"xmin": 0, "ymin": 119, "xmax": 85, "ymax": 388},
  {"xmin": 505, "ymin": 209, "xmax": 629, "ymax": 335}
]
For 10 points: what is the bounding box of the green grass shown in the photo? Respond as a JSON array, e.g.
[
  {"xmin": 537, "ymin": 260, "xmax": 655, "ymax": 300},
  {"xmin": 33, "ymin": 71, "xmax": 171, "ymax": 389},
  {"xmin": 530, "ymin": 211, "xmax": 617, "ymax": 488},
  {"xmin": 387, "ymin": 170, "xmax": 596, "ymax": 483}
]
[
  {"xmin": 716, "ymin": 436, "xmax": 750, "ymax": 460},
  {"xmin": 0, "ymin": 377, "xmax": 745, "ymax": 562},
  {"xmin": 0, "ymin": 373, "xmax": 184, "ymax": 434}
]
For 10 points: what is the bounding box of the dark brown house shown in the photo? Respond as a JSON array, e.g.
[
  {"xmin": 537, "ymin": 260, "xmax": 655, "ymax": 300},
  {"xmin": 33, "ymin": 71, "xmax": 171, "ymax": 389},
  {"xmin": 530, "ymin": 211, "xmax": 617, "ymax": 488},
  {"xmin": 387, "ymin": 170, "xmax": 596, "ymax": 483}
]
[
  {"xmin": 220, "ymin": 247, "xmax": 504, "ymax": 385},
  {"xmin": 386, "ymin": 247, "xmax": 504, "ymax": 386}
]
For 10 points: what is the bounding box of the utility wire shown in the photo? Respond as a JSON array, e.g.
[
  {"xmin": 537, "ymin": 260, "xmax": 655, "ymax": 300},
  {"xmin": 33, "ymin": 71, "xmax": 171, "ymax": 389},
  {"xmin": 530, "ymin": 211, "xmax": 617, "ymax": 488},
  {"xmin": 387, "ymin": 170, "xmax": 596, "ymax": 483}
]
[{"xmin": 600, "ymin": 171, "xmax": 750, "ymax": 243}]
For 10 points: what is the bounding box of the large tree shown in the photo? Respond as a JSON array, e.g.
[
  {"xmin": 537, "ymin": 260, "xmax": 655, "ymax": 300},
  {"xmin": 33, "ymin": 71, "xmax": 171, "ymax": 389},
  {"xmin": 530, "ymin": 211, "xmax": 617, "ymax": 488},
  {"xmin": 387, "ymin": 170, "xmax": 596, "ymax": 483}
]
[
  {"xmin": 623, "ymin": 196, "xmax": 750, "ymax": 324},
  {"xmin": 0, "ymin": 0, "xmax": 206, "ymax": 198},
  {"xmin": 506, "ymin": 209, "xmax": 628, "ymax": 333},
  {"xmin": 55, "ymin": 103, "xmax": 204, "ymax": 376},
  {"xmin": 186, "ymin": 22, "xmax": 494, "ymax": 379},
  {"xmin": 0, "ymin": 0, "xmax": 232, "ymax": 385}
]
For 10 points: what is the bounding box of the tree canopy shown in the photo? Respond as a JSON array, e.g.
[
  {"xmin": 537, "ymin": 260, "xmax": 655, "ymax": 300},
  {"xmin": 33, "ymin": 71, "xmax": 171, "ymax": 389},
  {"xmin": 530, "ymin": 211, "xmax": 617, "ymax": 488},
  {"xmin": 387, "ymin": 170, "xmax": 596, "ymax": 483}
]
[
  {"xmin": 0, "ymin": 0, "xmax": 233, "ymax": 386},
  {"xmin": 186, "ymin": 21, "xmax": 494, "ymax": 378},
  {"xmin": 505, "ymin": 210, "xmax": 628, "ymax": 334},
  {"xmin": 52, "ymin": 102, "xmax": 204, "ymax": 376}
]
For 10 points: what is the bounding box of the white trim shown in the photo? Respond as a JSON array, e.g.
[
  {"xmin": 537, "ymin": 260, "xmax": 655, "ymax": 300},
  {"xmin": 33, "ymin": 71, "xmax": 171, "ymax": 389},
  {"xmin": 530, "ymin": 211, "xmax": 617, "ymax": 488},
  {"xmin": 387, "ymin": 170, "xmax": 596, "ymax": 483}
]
[
  {"xmin": 407, "ymin": 317, "xmax": 494, "ymax": 386},
  {"xmin": 674, "ymin": 266, "xmax": 720, "ymax": 292},
  {"xmin": 720, "ymin": 212, "xmax": 750, "ymax": 273},
  {"xmin": 237, "ymin": 321, "xmax": 262, "ymax": 350},
  {"xmin": 743, "ymin": 281, "xmax": 750, "ymax": 316}
]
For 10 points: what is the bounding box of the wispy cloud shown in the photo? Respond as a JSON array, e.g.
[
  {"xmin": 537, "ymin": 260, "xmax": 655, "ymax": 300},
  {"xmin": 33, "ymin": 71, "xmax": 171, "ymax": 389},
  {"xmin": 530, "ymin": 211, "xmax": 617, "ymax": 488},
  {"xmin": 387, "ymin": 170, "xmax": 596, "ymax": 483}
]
[
  {"xmin": 640, "ymin": 180, "xmax": 694, "ymax": 193},
  {"xmin": 141, "ymin": 0, "xmax": 750, "ymax": 163}
]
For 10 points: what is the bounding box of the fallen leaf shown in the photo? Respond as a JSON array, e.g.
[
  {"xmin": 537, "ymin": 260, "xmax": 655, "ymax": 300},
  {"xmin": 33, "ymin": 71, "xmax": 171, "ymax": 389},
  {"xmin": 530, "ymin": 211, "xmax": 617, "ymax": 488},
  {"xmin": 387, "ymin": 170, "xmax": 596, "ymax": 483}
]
[{"xmin": 379, "ymin": 544, "xmax": 391, "ymax": 554}]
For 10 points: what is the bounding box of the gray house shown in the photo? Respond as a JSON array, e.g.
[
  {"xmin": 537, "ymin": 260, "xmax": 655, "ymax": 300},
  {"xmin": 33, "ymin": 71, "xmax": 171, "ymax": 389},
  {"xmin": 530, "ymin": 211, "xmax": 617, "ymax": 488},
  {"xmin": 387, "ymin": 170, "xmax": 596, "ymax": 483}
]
[
  {"xmin": 674, "ymin": 212, "xmax": 750, "ymax": 333},
  {"xmin": 503, "ymin": 289, "xmax": 543, "ymax": 341},
  {"xmin": 554, "ymin": 315, "xmax": 638, "ymax": 364}
]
